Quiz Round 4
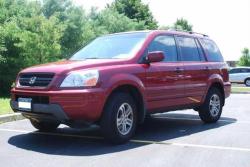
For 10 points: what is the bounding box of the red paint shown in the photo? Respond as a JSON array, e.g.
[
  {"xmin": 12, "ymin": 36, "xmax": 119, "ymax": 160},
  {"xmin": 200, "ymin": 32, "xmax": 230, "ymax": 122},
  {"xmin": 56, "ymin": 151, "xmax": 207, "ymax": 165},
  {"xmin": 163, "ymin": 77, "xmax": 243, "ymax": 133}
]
[{"xmin": 11, "ymin": 30, "xmax": 231, "ymax": 122}]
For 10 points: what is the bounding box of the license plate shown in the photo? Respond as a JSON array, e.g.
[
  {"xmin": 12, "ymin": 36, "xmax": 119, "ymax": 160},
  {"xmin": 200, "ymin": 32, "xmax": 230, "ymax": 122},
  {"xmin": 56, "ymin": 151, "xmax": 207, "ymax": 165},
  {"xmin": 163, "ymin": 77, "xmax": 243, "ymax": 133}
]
[{"xmin": 18, "ymin": 98, "xmax": 32, "ymax": 111}]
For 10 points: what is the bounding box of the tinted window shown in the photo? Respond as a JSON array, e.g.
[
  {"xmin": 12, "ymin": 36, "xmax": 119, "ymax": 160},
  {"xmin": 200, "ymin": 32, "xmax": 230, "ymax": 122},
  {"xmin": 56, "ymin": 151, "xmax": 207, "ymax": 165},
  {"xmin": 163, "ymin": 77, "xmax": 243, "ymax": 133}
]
[
  {"xmin": 148, "ymin": 35, "xmax": 178, "ymax": 62},
  {"xmin": 200, "ymin": 39, "xmax": 223, "ymax": 62},
  {"xmin": 241, "ymin": 68, "xmax": 250, "ymax": 73},
  {"xmin": 229, "ymin": 69, "xmax": 240, "ymax": 74},
  {"xmin": 176, "ymin": 37, "xmax": 201, "ymax": 61},
  {"xmin": 229, "ymin": 68, "xmax": 250, "ymax": 74},
  {"xmin": 195, "ymin": 39, "xmax": 206, "ymax": 61}
]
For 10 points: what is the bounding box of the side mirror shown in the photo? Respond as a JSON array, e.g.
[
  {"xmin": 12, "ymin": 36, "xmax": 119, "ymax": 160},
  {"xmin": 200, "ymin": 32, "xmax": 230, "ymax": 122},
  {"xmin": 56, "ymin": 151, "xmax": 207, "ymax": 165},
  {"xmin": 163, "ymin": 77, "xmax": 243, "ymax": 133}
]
[{"xmin": 144, "ymin": 51, "xmax": 164, "ymax": 64}]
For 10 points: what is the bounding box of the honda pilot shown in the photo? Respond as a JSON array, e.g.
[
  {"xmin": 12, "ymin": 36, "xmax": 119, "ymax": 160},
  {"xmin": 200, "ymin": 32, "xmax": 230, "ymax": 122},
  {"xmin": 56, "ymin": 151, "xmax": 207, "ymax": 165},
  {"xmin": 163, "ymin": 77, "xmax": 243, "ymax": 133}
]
[{"xmin": 10, "ymin": 30, "xmax": 231, "ymax": 143}]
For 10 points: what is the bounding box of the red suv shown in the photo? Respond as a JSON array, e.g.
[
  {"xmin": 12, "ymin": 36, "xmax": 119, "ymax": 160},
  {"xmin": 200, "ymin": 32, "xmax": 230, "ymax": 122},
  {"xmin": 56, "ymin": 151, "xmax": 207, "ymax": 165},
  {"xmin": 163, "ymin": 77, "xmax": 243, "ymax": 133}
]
[{"xmin": 10, "ymin": 30, "xmax": 231, "ymax": 143}]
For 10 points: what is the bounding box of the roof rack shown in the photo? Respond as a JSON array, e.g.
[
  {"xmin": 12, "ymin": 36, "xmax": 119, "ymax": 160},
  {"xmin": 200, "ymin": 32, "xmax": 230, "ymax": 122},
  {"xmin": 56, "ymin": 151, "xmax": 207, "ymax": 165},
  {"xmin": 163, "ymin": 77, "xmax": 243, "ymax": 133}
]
[
  {"xmin": 167, "ymin": 28, "xmax": 209, "ymax": 37},
  {"xmin": 188, "ymin": 31, "xmax": 209, "ymax": 37}
]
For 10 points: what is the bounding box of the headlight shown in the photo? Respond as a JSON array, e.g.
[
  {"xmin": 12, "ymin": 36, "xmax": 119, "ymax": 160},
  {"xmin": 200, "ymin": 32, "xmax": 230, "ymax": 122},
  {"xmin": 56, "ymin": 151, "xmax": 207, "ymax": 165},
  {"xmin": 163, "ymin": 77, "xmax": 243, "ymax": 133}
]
[{"xmin": 60, "ymin": 70, "xmax": 99, "ymax": 88}]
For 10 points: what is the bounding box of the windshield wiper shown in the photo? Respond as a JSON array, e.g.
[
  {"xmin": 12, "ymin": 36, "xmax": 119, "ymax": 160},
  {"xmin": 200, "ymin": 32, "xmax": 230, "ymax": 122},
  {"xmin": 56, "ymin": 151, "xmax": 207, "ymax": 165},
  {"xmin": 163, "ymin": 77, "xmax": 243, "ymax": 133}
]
[{"xmin": 84, "ymin": 57, "xmax": 101, "ymax": 59}]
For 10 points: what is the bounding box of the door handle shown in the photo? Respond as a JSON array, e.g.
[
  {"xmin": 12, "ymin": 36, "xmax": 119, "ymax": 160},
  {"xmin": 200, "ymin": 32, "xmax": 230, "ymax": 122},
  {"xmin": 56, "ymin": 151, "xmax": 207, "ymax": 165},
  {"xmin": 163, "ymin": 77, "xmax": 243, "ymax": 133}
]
[
  {"xmin": 175, "ymin": 67, "xmax": 184, "ymax": 73},
  {"xmin": 204, "ymin": 66, "xmax": 210, "ymax": 70}
]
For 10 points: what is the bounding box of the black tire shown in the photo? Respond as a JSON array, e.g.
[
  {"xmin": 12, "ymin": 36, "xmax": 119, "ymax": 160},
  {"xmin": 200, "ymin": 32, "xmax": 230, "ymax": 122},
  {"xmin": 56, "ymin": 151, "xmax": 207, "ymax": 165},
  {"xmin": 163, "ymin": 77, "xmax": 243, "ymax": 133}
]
[
  {"xmin": 245, "ymin": 78, "xmax": 250, "ymax": 87},
  {"xmin": 198, "ymin": 87, "xmax": 223, "ymax": 123},
  {"xmin": 100, "ymin": 92, "xmax": 137, "ymax": 144},
  {"xmin": 30, "ymin": 119, "xmax": 60, "ymax": 132}
]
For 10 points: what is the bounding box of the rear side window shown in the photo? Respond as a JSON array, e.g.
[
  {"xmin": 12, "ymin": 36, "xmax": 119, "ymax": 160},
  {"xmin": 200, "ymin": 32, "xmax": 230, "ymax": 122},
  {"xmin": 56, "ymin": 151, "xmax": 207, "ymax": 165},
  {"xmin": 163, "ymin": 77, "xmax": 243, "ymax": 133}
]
[
  {"xmin": 241, "ymin": 68, "xmax": 250, "ymax": 73},
  {"xmin": 176, "ymin": 36, "xmax": 201, "ymax": 61},
  {"xmin": 200, "ymin": 39, "xmax": 224, "ymax": 62},
  {"xmin": 148, "ymin": 35, "xmax": 178, "ymax": 62},
  {"xmin": 229, "ymin": 69, "xmax": 240, "ymax": 74}
]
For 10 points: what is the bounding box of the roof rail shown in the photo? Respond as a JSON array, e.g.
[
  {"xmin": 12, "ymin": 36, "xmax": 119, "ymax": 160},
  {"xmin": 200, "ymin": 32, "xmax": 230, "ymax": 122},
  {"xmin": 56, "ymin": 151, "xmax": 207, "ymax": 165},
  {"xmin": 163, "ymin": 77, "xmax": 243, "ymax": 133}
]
[
  {"xmin": 188, "ymin": 31, "xmax": 209, "ymax": 37},
  {"xmin": 167, "ymin": 28, "xmax": 209, "ymax": 37}
]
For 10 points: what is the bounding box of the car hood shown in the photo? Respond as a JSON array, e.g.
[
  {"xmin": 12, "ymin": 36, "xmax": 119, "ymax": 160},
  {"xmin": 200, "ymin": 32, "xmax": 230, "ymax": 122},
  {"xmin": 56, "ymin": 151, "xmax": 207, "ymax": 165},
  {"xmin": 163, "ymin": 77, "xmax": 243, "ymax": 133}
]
[{"xmin": 20, "ymin": 59, "xmax": 126, "ymax": 75}]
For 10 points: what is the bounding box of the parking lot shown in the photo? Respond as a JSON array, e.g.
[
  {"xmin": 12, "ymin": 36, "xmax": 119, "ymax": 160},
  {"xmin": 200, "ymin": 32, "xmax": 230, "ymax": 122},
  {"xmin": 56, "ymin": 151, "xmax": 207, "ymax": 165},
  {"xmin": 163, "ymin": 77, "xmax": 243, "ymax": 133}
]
[{"xmin": 0, "ymin": 94, "xmax": 250, "ymax": 167}]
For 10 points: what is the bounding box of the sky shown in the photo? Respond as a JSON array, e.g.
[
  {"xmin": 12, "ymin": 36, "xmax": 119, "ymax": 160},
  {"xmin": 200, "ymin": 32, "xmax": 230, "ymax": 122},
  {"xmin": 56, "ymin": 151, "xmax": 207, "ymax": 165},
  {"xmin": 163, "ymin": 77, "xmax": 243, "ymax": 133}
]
[{"xmin": 73, "ymin": 0, "xmax": 250, "ymax": 61}]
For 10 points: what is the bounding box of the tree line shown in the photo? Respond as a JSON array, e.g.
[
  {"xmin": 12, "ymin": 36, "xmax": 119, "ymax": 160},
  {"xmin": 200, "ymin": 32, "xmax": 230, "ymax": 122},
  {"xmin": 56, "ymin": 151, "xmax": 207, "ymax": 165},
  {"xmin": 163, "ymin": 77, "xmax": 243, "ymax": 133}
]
[{"xmin": 0, "ymin": 0, "xmax": 194, "ymax": 96}]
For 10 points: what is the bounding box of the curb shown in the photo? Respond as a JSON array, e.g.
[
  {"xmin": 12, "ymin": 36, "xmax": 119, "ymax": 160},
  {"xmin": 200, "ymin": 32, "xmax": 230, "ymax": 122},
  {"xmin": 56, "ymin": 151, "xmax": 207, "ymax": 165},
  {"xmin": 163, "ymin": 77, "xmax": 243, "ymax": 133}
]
[
  {"xmin": 231, "ymin": 92, "xmax": 250, "ymax": 94},
  {"xmin": 0, "ymin": 113, "xmax": 25, "ymax": 124}
]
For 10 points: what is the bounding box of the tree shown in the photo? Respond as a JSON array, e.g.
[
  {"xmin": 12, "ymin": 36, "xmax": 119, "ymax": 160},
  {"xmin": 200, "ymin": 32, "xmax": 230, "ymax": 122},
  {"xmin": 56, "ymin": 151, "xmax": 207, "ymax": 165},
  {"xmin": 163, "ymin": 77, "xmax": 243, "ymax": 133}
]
[
  {"xmin": 42, "ymin": 0, "xmax": 72, "ymax": 19},
  {"xmin": 238, "ymin": 48, "xmax": 250, "ymax": 66},
  {"xmin": 174, "ymin": 18, "xmax": 193, "ymax": 31},
  {"xmin": 91, "ymin": 8, "xmax": 145, "ymax": 35},
  {"xmin": 16, "ymin": 16, "xmax": 64, "ymax": 64},
  {"xmin": 110, "ymin": 0, "xmax": 158, "ymax": 29},
  {"xmin": 0, "ymin": 0, "xmax": 155, "ymax": 95}
]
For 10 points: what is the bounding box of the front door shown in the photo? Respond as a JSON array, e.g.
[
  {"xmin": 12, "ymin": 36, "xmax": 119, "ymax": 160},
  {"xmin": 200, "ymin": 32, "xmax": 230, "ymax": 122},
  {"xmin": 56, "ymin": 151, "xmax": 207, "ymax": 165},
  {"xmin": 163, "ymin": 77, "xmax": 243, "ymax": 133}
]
[{"xmin": 144, "ymin": 35, "xmax": 186, "ymax": 111}]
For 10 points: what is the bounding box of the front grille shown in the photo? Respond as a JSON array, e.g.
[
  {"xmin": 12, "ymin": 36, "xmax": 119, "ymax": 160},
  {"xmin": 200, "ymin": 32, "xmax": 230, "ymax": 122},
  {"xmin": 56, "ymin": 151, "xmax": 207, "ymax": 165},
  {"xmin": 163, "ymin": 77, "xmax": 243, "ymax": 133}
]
[{"xmin": 18, "ymin": 73, "xmax": 54, "ymax": 87}]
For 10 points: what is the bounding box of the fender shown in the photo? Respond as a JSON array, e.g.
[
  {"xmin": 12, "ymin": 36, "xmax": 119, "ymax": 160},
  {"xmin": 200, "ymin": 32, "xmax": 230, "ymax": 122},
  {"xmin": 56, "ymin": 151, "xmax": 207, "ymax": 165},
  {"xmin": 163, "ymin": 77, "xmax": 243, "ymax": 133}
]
[
  {"xmin": 103, "ymin": 73, "xmax": 146, "ymax": 102},
  {"xmin": 201, "ymin": 73, "xmax": 224, "ymax": 103}
]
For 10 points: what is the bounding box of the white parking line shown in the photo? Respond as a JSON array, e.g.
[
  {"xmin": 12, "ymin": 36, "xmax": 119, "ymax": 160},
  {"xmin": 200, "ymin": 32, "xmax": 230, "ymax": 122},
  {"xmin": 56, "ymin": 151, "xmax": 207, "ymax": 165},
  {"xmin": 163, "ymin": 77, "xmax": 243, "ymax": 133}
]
[
  {"xmin": 153, "ymin": 116, "xmax": 250, "ymax": 124},
  {"xmin": 1, "ymin": 128, "xmax": 250, "ymax": 153}
]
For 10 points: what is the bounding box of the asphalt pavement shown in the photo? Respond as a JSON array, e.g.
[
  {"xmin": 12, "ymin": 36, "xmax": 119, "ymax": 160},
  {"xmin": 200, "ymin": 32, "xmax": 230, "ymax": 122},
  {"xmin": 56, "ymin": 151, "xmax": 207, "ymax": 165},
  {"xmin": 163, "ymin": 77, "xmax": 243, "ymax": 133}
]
[{"xmin": 0, "ymin": 94, "xmax": 250, "ymax": 167}]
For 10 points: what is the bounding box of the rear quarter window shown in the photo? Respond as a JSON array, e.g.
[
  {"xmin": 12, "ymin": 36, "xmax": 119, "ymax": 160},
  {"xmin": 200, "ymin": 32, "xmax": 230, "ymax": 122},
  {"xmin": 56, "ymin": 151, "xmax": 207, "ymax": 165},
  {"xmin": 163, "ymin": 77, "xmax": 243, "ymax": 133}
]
[{"xmin": 200, "ymin": 39, "xmax": 224, "ymax": 62}]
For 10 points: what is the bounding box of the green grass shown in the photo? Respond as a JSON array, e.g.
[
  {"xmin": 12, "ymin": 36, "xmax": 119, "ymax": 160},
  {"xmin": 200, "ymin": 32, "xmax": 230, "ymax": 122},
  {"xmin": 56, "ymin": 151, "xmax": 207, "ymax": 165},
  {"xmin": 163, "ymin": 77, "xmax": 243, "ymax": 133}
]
[
  {"xmin": 0, "ymin": 98, "xmax": 13, "ymax": 115},
  {"xmin": 231, "ymin": 86, "xmax": 250, "ymax": 93}
]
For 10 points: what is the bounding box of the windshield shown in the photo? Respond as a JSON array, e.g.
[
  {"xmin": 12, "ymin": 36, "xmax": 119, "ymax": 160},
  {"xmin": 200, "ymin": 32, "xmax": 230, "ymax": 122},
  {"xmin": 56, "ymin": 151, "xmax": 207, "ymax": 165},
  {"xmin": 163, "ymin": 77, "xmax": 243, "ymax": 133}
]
[{"xmin": 70, "ymin": 32, "xmax": 148, "ymax": 60}]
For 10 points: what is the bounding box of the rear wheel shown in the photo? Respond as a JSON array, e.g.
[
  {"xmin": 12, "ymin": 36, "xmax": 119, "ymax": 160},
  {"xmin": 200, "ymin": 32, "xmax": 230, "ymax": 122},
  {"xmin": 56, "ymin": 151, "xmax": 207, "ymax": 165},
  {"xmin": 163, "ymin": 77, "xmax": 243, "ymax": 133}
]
[
  {"xmin": 198, "ymin": 87, "xmax": 223, "ymax": 123},
  {"xmin": 100, "ymin": 92, "xmax": 137, "ymax": 144},
  {"xmin": 30, "ymin": 119, "xmax": 60, "ymax": 132},
  {"xmin": 245, "ymin": 78, "xmax": 250, "ymax": 87}
]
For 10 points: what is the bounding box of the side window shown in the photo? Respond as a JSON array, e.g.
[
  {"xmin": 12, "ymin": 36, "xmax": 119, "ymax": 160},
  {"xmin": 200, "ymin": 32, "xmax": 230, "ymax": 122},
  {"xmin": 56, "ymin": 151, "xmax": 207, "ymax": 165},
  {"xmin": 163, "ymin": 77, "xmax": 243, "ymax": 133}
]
[
  {"xmin": 241, "ymin": 68, "xmax": 249, "ymax": 73},
  {"xmin": 195, "ymin": 39, "xmax": 206, "ymax": 61},
  {"xmin": 176, "ymin": 36, "xmax": 201, "ymax": 61},
  {"xmin": 230, "ymin": 68, "xmax": 241, "ymax": 74},
  {"xmin": 229, "ymin": 69, "xmax": 237, "ymax": 74},
  {"xmin": 148, "ymin": 35, "xmax": 178, "ymax": 62},
  {"xmin": 200, "ymin": 39, "xmax": 224, "ymax": 62}
]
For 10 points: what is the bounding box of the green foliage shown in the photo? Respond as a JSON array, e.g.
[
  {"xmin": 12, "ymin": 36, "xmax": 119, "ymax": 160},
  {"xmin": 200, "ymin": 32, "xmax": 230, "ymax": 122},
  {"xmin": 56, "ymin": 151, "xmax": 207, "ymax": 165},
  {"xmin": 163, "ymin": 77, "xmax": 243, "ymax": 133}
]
[
  {"xmin": 0, "ymin": 0, "xmax": 156, "ymax": 95},
  {"xmin": 92, "ymin": 8, "xmax": 145, "ymax": 34},
  {"xmin": 238, "ymin": 48, "xmax": 250, "ymax": 66},
  {"xmin": 174, "ymin": 18, "xmax": 193, "ymax": 31},
  {"xmin": 16, "ymin": 16, "xmax": 64, "ymax": 64},
  {"xmin": 110, "ymin": 0, "xmax": 158, "ymax": 29}
]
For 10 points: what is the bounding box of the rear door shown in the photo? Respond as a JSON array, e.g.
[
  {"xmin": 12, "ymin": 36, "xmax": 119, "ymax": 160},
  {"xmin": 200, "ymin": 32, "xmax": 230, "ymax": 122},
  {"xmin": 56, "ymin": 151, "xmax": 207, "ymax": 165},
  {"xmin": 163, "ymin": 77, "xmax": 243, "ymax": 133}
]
[
  {"xmin": 144, "ymin": 35, "xmax": 186, "ymax": 111},
  {"xmin": 175, "ymin": 36, "xmax": 209, "ymax": 105}
]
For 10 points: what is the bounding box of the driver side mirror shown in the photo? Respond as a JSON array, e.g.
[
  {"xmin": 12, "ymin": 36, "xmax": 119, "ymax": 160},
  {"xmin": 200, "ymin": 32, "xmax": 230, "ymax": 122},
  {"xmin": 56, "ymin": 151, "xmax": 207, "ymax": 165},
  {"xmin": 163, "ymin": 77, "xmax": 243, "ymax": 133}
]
[{"xmin": 143, "ymin": 51, "xmax": 165, "ymax": 64}]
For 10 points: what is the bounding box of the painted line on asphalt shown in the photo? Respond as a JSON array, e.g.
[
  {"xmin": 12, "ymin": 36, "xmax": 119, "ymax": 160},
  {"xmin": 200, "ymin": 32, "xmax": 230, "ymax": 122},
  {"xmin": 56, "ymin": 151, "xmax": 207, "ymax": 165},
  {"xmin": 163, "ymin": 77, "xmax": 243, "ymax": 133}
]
[
  {"xmin": 153, "ymin": 116, "xmax": 250, "ymax": 124},
  {"xmin": 1, "ymin": 128, "xmax": 250, "ymax": 152},
  {"xmin": 0, "ymin": 128, "xmax": 103, "ymax": 140}
]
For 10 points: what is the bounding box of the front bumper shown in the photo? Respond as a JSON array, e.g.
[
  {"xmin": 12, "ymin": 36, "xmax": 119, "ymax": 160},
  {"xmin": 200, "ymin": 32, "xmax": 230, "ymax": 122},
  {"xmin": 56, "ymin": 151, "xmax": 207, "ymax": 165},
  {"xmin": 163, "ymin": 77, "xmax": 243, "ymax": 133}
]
[
  {"xmin": 10, "ymin": 100, "xmax": 69, "ymax": 121},
  {"xmin": 10, "ymin": 88, "xmax": 107, "ymax": 122}
]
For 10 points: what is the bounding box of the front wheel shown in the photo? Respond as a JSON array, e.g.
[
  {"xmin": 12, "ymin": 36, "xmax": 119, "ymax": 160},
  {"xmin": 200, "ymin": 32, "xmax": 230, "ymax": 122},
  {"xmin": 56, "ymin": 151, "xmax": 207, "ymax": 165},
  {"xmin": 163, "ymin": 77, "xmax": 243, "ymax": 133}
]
[
  {"xmin": 30, "ymin": 119, "xmax": 60, "ymax": 132},
  {"xmin": 245, "ymin": 78, "xmax": 250, "ymax": 87},
  {"xmin": 198, "ymin": 87, "xmax": 223, "ymax": 123},
  {"xmin": 100, "ymin": 92, "xmax": 137, "ymax": 144}
]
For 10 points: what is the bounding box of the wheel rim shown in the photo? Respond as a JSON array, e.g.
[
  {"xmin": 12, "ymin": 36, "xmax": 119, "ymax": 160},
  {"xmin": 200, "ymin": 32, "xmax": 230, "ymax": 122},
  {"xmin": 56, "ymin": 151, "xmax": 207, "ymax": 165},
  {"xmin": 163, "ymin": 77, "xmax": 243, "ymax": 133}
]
[
  {"xmin": 246, "ymin": 79, "xmax": 250, "ymax": 86},
  {"xmin": 116, "ymin": 103, "xmax": 133, "ymax": 135},
  {"xmin": 209, "ymin": 94, "xmax": 221, "ymax": 117}
]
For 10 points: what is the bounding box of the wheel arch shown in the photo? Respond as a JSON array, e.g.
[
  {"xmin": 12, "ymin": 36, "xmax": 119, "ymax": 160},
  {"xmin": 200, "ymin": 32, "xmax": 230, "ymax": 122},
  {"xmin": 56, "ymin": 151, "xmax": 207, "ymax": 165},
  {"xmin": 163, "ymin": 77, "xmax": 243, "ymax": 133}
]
[
  {"xmin": 104, "ymin": 83, "xmax": 146, "ymax": 124},
  {"xmin": 207, "ymin": 82, "xmax": 225, "ymax": 106}
]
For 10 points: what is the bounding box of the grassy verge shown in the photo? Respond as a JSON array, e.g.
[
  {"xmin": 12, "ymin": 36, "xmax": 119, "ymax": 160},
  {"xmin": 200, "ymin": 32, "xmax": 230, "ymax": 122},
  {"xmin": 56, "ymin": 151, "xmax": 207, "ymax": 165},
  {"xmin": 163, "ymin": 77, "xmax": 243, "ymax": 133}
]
[
  {"xmin": 0, "ymin": 98, "xmax": 13, "ymax": 115},
  {"xmin": 231, "ymin": 86, "xmax": 250, "ymax": 93}
]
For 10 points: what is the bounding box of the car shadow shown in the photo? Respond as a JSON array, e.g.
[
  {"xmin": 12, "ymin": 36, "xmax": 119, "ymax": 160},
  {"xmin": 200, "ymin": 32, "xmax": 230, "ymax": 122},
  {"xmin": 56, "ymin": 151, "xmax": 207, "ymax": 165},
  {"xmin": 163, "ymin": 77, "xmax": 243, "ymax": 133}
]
[{"xmin": 8, "ymin": 113, "xmax": 237, "ymax": 156}]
